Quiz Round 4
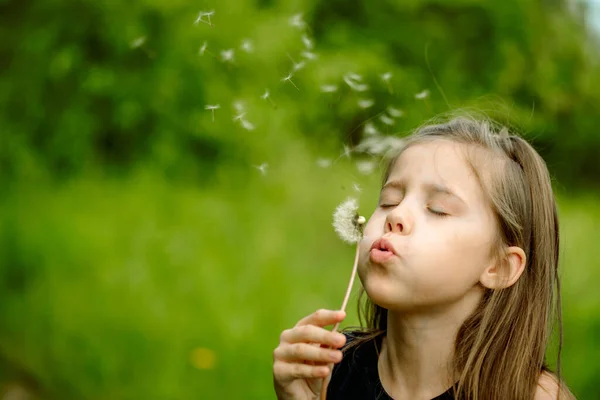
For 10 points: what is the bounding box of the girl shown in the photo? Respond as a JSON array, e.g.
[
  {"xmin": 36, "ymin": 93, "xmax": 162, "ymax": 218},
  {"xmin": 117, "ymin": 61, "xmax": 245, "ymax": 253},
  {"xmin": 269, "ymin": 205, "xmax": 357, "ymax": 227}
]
[{"xmin": 272, "ymin": 116, "xmax": 576, "ymax": 399}]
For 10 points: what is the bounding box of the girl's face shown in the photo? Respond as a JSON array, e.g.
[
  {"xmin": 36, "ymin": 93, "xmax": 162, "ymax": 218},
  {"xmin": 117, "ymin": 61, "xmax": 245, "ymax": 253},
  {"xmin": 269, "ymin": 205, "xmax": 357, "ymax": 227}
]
[{"xmin": 358, "ymin": 139, "xmax": 498, "ymax": 312}]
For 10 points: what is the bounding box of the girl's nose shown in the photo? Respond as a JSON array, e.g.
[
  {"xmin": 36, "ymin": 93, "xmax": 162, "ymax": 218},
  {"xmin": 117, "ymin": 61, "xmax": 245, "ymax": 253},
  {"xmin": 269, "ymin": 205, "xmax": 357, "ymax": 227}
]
[{"xmin": 384, "ymin": 204, "xmax": 412, "ymax": 235}]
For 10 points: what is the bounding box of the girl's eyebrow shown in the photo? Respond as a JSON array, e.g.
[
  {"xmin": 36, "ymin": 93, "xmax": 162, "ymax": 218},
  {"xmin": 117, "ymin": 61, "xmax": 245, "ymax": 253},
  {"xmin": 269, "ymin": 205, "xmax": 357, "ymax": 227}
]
[{"xmin": 382, "ymin": 180, "xmax": 467, "ymax": 205}]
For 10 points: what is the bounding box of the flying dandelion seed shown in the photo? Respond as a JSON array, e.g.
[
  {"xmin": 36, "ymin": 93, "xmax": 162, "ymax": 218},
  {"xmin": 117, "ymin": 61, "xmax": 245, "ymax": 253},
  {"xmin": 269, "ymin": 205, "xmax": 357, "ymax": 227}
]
[
  {"xmin": 255, "ymin": 163, "xmax": 268, "ymax": 175},
  {"xmin": 241, "ymin": 119, "xmax": 255, "ymax": 131},
  {"xmin": 316, "ymin": 158, "xmax": 332, "ymax": 168},
  {"xmin": 302, "ymin": 34, "xmax": 314, "ymax": 49},
  {"xmin": 353, "ymin": 183, "xmax": 362, "ymax": 192},
  {"xmin": 194, "ymin": 10, "xmax": 215, "ymax": 27},
  {"xmin": 130, "ymin": 36, "xmax": 146, "ymax": 49},
  {"xmin": 261, "ymin": 89, "xmax": 277, "ymax": 108},
  {"xmin": 232, "ymin": 112, "xmax": 247, "ymax": 122},
  {"xmin": 233, "ymin": 101, "xmax": 245, "ymax": 113},
  {"xmin": 342, "ymin": 144, "xmax": 352, "ymax": 159},
  {"xmin": 356, "ymin": 160, "xmax": 377, "ymax": 175},
  {"xmin": 199, "ymin": 41, "xmax": 208, "ymax": 56},
  {"xmin": 343, "ymin": 73, "xmax": 369, "ymax": 91},
  {"xmin": 355, "ymin": 136, "xmax": 405, "ymax": 156},
  {"xmin": 358, "ymin": 99, "xmax": 374, "ymax": 109},
  {"xmin": 205, "ymin": 104, "xmax": 220, "ymax": 122},
  {"xmin": 379, "ymin": 114, "xmax": 395, "ymax": 126},
  {"xmin": 292, "ymin": 60, "xmax": 306, "ymax": 72},
  {"xmin": 363, "ymin": 122, "xmax": 379, "ymax": 136},
  {"xmin": 381, "ymin": 72, "xmax": 392, "ymax": 82},
  {"xmin": 320, "ymin": 84, "xmax": 338, "ymax": 93},
  {"xmin": 282, "ymin": 73, "xmax": 299, "ymax": 90},
  {"xmin": 289, "ymin": 13, "xmax": 305, "ymax": 29},
  {"xmin": 240, "ymin": 39, "xmax": 254, "ymax": 53},
  {"xmin": 301, "ymin": 51, "xmax": 318, "ymax": 61},
  {"xmin": 415, "ymin": 89, "xmax": 430, "ymax": 100},
  {"xmin": 387, "ymin": 106, "xmax": 404, "ymax": 118},
  {"xmin": 220, "ymin": 49, "xmax": 235, "ymax": 63}
]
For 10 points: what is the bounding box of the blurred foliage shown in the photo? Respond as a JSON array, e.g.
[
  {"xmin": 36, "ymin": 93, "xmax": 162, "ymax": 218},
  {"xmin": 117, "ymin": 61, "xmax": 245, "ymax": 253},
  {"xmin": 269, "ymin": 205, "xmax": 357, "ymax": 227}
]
[{"xmin": 1, "ymin": 0, "xmax": 599, "ymax": 398}]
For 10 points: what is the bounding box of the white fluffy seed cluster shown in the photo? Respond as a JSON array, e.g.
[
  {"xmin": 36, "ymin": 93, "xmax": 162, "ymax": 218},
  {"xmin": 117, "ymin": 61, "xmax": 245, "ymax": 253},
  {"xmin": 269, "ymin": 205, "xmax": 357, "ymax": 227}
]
[{"xmin": 332, "ymin": 198, "xmax": 365, "ymax": 244}]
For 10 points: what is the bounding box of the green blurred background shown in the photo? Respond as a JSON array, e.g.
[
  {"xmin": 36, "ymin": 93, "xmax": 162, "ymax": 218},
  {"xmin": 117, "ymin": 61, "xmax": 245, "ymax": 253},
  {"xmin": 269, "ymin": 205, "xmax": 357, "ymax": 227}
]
[{"xmin": 1, "ymin": 0, "xmax": 599, "ymax": 398}]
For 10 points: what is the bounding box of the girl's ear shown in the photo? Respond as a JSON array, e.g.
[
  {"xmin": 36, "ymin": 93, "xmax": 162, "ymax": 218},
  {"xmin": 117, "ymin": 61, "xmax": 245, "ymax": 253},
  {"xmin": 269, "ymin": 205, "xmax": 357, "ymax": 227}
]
[{"xmin": 479, "ymin": 246, "xmax": 527, "ymax": 289}]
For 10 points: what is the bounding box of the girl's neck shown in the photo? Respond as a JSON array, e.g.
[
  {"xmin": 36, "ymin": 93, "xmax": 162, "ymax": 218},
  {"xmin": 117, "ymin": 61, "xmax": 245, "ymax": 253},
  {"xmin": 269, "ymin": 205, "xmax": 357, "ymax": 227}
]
[{"xmin": 378, "ymin": 287, "xmax": 483, "ymax": 399}]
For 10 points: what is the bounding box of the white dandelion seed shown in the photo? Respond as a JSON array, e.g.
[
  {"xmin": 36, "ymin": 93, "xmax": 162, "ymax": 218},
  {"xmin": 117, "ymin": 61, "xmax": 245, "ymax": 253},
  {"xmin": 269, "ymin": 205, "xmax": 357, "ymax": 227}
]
[
  {"xmin": 292, "ymin": 60, "xmax": 306, "ymax": 72},
  {"xmin": 194, "ymin": 10, "xmax": 215, "ymax": 27},
  {"xmin": 240, "ymin": 119, "xmax": 255, "ymax": 131},
  {"xmin": 379, "ymin": 114, "xmax": 395, "ymax": 126},
  {"xmin": 320, "ymin": 84, "xmax": 338, "ymax": 93},
  {"xmin": 316, "ymin": 158, "xmax": 332, "ymax": 168},
  {"xmin": 381, "ymin": 72, "xmax": 392, "ymax": 82},
  {"xmin": 301, "ymin": 51, "xmax": 318, "ymax": 61},
  {"xmin": 289, "ymin": 13, "xmax": 305, "ymax": 29},
  {"xmin": 232, "ymin": 112, "xmax": 247, "ymax": 122},
  {"xmin": 387, "ymin": 106, "xmax": 404, "ymax": 118},
  {"xmin": 415, "ymin": 89, "xmax": 430, "ymax": 100},
  {"xmin": 205, "ymin": 104, "xmax": 220, "ymax": 122},
  {"xmin": 261, "ymin": 90, "xmax": 270, "ymax": 100},
  {"xmin": 220, "ymin": 49, "xmax": 235, "ymax": 63},
  {"xmin": 355, "ymin": 136, "xmax": 405, "ymax": 157},
  {"xmin": 240, "ymin": 39, "xmax": 254, "ymax": 53},
  {"xmin": 353, "ymin": 183, "xmax": 362, "ymax": 193},
  {"xmin": 254, "ymin": 163, "xmax": 268, "ymax": 175},
  {"xmin": 358, "ymin": 99, "xmax": 374, "ymax": 109},
  {"xmin": 199, "ymin": 41, "xmax": 208, "ymax": 56},
  {"xmin": 232, "ymin": 101, "xmax": 245, "ymax": 113},
  {"xmin": 130, "ymin": 36, "xmax": 146, "ymax": 49},
  {"xmin": 282, "ymin": 73, "xmax": 299, "ymax": 90},
  {"xmin": 302, "ymin": 34, "xmax": 313, "ymax": 50},
  {"xmin": 356, "ymin": 160, "xmax": 377, "ymax": 175},
  {"xmin": 342, "ymin": 144, "xmax": 352, "ymax": 159},
  {"xmin": 363, "ymin": 121, "xmax": 379, "ymax": 136},
  {"xmin": 332, "ymin": 198, "xmax": 365, "ymax": 244}
]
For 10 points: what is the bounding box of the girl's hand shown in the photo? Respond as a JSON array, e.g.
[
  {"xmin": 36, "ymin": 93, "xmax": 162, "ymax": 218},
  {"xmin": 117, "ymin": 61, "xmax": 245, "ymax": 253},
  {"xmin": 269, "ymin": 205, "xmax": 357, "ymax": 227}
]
[{"xmin": 273, "ymin": 309, "xmax": 347, "ymax": 400}]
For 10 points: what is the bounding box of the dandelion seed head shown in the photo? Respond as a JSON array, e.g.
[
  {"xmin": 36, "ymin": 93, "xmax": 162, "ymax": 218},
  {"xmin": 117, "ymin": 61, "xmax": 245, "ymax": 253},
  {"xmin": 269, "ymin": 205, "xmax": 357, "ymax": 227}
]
[
  {"xmin": 332, "ymin": 198, "xmax": 365, "ymax": 244},
  {"xmin": 415, "ymin": 89, "xmax": 430, "ymax": 100}
]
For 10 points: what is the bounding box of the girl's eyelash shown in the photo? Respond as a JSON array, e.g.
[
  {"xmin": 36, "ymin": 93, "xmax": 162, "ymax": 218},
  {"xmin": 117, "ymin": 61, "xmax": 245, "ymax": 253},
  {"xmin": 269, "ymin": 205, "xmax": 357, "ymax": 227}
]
[{"xmin": 428, "ymin": 208, "xmax": 449, "ymax": 217}]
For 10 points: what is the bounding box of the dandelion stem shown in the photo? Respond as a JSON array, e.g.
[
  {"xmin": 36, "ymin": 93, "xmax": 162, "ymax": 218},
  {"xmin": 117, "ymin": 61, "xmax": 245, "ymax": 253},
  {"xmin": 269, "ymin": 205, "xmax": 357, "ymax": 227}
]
[{"xmin": 319, "ymin": 242, "xmax": 361, "ymax": 400}]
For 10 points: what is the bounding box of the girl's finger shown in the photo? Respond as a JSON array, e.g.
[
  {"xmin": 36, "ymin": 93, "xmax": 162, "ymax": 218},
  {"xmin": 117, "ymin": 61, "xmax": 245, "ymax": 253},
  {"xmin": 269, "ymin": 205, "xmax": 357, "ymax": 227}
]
[
  {"xmin": 295, "ymin": 309, "xmax": 346, "ymax": 328},
  {"xmin": 273, "ymin": 360, "xmax": 331, "ymax": 381},
  {"xmin": 274, "ymin": 342, "xmax": 343, "ymax": 363},
  {"xmin": 280, "ymin": 324, "xmax": 346, "ymax": 348}
]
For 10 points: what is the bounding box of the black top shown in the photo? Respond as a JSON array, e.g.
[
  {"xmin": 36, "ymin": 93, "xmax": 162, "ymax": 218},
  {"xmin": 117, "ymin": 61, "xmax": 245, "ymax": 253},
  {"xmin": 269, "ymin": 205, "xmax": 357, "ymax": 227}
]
[{"xmin": 326, "ymin": 331, "xmax": 455, "ymax": 400}]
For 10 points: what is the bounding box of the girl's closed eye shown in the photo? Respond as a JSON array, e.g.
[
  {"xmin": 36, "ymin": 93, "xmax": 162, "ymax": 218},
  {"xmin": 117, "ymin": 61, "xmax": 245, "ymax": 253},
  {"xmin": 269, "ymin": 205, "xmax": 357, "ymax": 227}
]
[{"xmin": 427, "ymin": 207, "xmax": 449, "ymax": 217}]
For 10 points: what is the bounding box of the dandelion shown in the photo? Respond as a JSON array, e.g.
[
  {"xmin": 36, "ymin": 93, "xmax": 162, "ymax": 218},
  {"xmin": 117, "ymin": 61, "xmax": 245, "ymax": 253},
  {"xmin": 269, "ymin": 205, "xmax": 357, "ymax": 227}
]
[
  {"xmin": 321, "ymin": 198, "xmax": 367, "ymax": 399},
  {"xmin": 302, "ymin": 34, "xmax": 313, "ymax": 50},
  {"xmin": 205, "ymin": 104, "xmax": 220, "ymax": 122},
  {"xmin": 415, "ymin": 89, "xmax": 430, "ymax": 100},
  {"xmin": 379, "ymin": 114, "xmax": 395, "ymax": 126},
  {"xmin": 240, "ymin": 39, "xmax": 254, "ymax": 53},
  {"xmin": 358, "ymin": 99, "xmax": 374, "ymax": 109},
  {"xmin": 281, "ymin": 73, "xmax": 299, "ymax": 90},
  {"xmin": 261, "ymin": 89, "xmax": 277, "ymax": 108},
  {"xmin": 320, "ymin": 84, "xmax": 338, "ymax": 93},
  {"xmin": 254, "ymin": 163, "xmax": 268, "ymax": 175},
  {"xmin": 130, "ymin": 36, "xmax": 146, "ymax": 49},
  {"xmin": 194, "ymin": 10, "xmax": 215, "ymax": 27},
  {"xmin": 240, "ymin": 119, "xmax": 255, "ymax": 131},
  {"xmin": 199, "ymin": 41, "xmax": 208, "ymax": 56},
  {"xmin": 316, "ymin": 158, "xmax": 332, "ymax": 168},
  {"xmin": 356, "ymin": 160, "xmax": 377, "ymax": 175},
  {"xmin": 289, "ymin": 13, "xmax": 305, "ymax": 29},
  {"xmin": 220, "ymin": 49, "xmax": 235, "ymax": 63},
  {"xmin": 301, "ymin": 51, "xmax": 318, "ymax": 61},
  {"xmin": 363, "ymin": 121, "xmax": 379, "ymax": 136},
  {"xmin": 387, "ymin": 106, "xmax": 404, "ymax": 118}
]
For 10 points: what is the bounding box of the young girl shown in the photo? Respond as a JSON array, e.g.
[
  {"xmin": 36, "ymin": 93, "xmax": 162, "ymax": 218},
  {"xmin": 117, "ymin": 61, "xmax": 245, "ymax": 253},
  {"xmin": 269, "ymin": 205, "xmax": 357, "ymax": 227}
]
[{"xmin": 272, "ymin": 116, "xmax": 576, "ymax": 399}]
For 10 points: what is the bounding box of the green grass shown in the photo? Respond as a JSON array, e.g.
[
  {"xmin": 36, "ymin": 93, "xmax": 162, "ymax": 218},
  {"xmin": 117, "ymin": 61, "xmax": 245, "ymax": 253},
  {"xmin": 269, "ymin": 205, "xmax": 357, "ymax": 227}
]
[{"xmin": 0, "ymin": 163, "xmax": 597, "ymax": 399}]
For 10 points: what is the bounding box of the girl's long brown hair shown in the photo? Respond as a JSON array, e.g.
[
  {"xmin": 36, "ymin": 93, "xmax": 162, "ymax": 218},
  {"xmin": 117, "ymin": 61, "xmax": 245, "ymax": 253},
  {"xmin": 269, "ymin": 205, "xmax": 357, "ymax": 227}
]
[{"xmin": 343, "ymin": 115, "xmax": 575, "ymax": 399}]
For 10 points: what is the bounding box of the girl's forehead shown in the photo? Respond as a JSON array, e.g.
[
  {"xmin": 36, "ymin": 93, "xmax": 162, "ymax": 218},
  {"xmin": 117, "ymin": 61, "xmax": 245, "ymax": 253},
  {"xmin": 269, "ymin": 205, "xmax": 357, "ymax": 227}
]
[{"xmin": 387, "ymin": 140, "xmax": 494, "ymax": 201}]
